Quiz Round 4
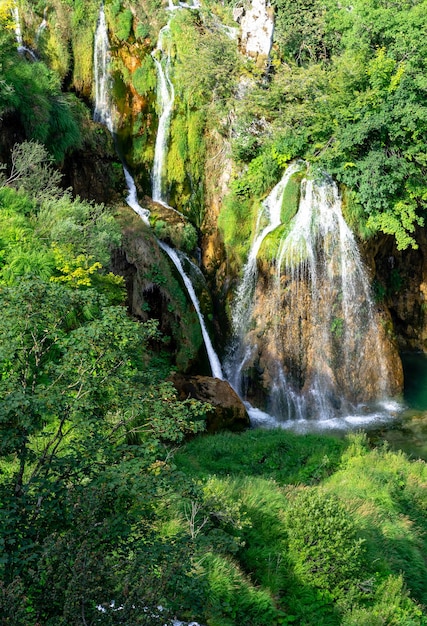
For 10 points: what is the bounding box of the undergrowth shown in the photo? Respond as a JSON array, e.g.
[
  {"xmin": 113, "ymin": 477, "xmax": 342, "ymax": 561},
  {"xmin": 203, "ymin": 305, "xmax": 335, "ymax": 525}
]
[{"xmin": 174, "ymin": 430, "xmax": 427, "ymax": 625}]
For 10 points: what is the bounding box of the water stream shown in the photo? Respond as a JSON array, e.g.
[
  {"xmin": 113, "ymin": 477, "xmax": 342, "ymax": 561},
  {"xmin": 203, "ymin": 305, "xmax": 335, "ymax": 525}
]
[
  {"xmin": 12, "ymin": 3, "xmax": 37, "ymax": 60},
  {"xmin": 225, "ymin": 162, "xmax": 302, "ymax": 396},
  {"xmin": 158, "ymin": 242, "xmax": 223, "ymax": 379},
  {"xmin": 93, "ymin": 4, "xmax": 222, "ymax": 379},
  {"xmin": 240, "ymin": 175, "xmax": 400, "ymax": 429},
  {"xmin": 151, "ymin": 24, "xmax": 174, "ymax": 206},
  {"xmin": 93, "ymin": 5, "xmax": 114, "ymax": 133},
  {"xmin": 36, "ymin": 9, "xmax": 48, "ymax": 45}
]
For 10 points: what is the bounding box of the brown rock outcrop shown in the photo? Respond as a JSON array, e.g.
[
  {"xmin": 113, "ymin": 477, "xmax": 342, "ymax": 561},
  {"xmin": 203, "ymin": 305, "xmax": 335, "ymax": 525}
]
[
  {"xmin": 171, "ymin": 373, "xmax": 250, "ymax": 433},
  {"xmin": 112, "ymin": 205, "xmax": 204, "ymax": 372},
  {"xmin": 371, "ymin": 229, "xmax": 427, "ymax": 351}
]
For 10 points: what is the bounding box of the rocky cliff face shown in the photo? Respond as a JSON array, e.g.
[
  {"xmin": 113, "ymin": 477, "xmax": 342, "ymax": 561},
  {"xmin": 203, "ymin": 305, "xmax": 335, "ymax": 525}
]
[
  {"xmin": 371, "ymin": 229, "xmax": 427, "ymax": 352},
  {"xmin": 233, "ymin": 0, "xmax": 274, "ymax": 67},
  {"xmin": 113, "ymin": 205, "xmax": 206, "ymax": 373}
]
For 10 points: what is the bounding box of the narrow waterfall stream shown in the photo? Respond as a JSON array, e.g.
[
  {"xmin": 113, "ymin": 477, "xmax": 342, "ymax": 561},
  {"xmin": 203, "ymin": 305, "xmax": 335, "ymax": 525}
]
[
  {"xmin": 93, "ymin": 4, "xmax": 223, "ymax": 380},
  {"xmin": 151, "ymin": 24, "xmax": 174, "ymax": 206},
  {"xmin": 12, "ymin": 3, "xmax": 37, "ymax": 59},
  {"xmin": 93, "ymin": 5, "xmax": 114, "ymax": 133},
  {"xmin": 158, "ymin": 242, "xmax": 223, "ymax": 379},
  {"xmin": 36, "ymin": 9, "xmax": 48, "ymax": 45}
]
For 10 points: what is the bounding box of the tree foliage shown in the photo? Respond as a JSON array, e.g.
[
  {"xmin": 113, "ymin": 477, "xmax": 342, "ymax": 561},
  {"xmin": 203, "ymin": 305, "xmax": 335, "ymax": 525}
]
[
  {"xmin": 0, "ymin": 142, "xmax": 209, "ymax": 623},
  {"xmin": 230, "ymin": 0, "xmax": 427, "ymax": 249}
]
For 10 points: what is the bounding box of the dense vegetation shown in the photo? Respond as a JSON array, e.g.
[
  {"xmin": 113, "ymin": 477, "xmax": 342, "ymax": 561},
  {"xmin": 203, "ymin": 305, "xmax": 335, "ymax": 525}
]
[
  {"xmin": 219, "ymin": 0, "xmax": 427, "ymax": 259},
  {"xmin": 1, "ymin": 0, "xmax": 427, "ymax": 624},
  {"xmin": 0, "ymin": 144, "xmax": 210, "ymax": 624}
]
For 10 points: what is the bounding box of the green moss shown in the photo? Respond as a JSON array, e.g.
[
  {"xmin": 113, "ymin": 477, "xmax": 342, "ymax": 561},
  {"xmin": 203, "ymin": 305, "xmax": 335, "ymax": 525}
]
[
  {"xmin": 218, "ymin": 193, "xmax": 257, "ymax": 269},
  {"xmin": 113, "ymin": 8, "xmax": 133, "ymax": 41},
  {"xmin": 132, "ymin": 55, "xmax": 157, "ymax": 96},
  {"xmin": 187, "ymin": 109, "xmax": 206, "ymax": 182},
  {"xmin": 72, "ymin": 27, "xmax": 95, "ymax": 94},
  {"xmin": 152, "ymin": 219, "xmax": 198, "ymax": 255},
  {"xmin": 258, "ymin": 224, "xmax": 288, "ymax": 262},
  {"xmin": 281, "ymin": 170, "xmax": 303, "ymax": 224},
  {"xmin": 167, "ymin": 114, "xmax": 188, "ymax": 186}
]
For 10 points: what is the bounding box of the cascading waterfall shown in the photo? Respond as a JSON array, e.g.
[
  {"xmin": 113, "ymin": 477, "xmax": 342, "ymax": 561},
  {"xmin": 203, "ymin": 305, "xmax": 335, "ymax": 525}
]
[
  {"xmin": 151, "ymin": 24, "xmax": 174, "ymax": 206},
  {"xmin": 148, "ymin": 5, "xmax": 223, "ymax": 378},
  {"xmin": 231, "ymin": 162, "xmax": 302, "ymax": 338},
  {"xmin": 12, "ymin": 3, "xmax": 37, "ymax": 60},
  {"xmin": 236, "ymin": 173, "xmax": 396, "ymax": 424},
  {"xmin": 93, "ymin": 4, "xmax": 223, "ymax": 379},
  {"xmin": 93, "ymin": 5, "xmax": 114, "ymax": 133},
  {"xmin": 12, "ymin": 5, "xmax": 23, "ymax": 47},
  {"xmin": 225, "ymin": 162, "xmax": 302, "ymax": 396},
  {"xmin": 36, "ymin": 9, "xmax": 48, "ymax": 45},
  {"xmin": 158, "ymin": 242, "xmax": 223, "ymax": 379}
]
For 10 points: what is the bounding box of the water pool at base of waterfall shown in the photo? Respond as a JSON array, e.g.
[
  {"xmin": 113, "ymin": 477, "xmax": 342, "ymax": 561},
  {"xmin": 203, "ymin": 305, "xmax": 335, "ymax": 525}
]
[
  {"xmin": 246, "ymin": 399, "xmax": 404, "ymax": 433},
  {"xmin": 246, "ymin": 351, "xmax": 427, "ymax": 460}
]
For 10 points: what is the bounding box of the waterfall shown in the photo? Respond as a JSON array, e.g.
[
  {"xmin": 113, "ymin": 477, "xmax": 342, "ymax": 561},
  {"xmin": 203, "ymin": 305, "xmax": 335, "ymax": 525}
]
[
  {"xmin": 151, "ymin": 25, "xmax": 174, "ymax": 205},
  {"xmin": 36, "ymin": 9, "xmax": 48, "ymax": 45},
  {"xmin": 92, "ymin": 5, "xmax": 222, "ymax": 379},
  {"xmin": 12, "ymin": 3, "xmax": 37, "ymax": 60},
  {"xmin": 148, "ymin": 8, "xmax": 223, "ymax": 378},
  {"xmin": 12, "ymin": 5, "xmax": 23, "ymax": 47},
  {"xmin": 93, "ymin": 5, "xmax": 114, "ymax": 133},
  {"xmin": 231, "ymin": 162, "xmax": 302, "ymax": 335},
  {"xmin": 237, "ymin": 173, "xmax": 394, "ymax": 423},
  {"xmin": 225, "ymin": 162, "xmax": 302, "ymax": 395},
  {"xmin": 158, "ymin": 242, "xmax": 223, "ymax": 379},
  {"xmin": 123, "ymin": 166, "xmax": 151, "ymax": 226}
]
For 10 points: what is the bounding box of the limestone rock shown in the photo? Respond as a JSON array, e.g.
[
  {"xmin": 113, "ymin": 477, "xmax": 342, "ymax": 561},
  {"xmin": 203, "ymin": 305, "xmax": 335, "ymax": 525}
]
[
  {"xmin": 234, "ymin": 0, "xmax": 274, "ymax": 65},
  {"xmin": 171, "ymin": 373, "xmax": 250, "ymax": 433},
  {"xmin": 112, "ymin": 205, "xmax": 204, "ymax": 372},
  {"xmin": 372, "ymin": 228, "xmax": 427, "ymax": 351}
]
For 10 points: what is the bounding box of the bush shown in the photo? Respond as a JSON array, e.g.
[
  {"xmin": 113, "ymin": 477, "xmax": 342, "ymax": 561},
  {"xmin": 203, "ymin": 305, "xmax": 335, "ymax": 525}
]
[
  {"xmin": 284, "ymin": 489, "xmax": 366, "ymax": 595},
  {"xmin": 113, "ymin": 8, "xmax": 133, "ymax": 41}
]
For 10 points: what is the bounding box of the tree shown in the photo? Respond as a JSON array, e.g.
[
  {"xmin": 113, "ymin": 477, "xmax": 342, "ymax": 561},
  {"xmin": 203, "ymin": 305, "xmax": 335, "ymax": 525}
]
[
  {"xmin": 0, "ymin": 279, "xmax": 207, "ymax": 623},
  {"xmin": 1, "ymin": 140, "xmax": 63, "ymax": 200}
]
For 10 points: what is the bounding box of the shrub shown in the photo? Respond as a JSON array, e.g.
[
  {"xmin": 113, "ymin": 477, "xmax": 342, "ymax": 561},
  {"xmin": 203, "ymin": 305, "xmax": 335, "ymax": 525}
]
[
  {"xmin": 284, "ymin": 488, "xmax": 366, "ymax": 596},
  {"xmin": 114, "ymin": 8, "xmax": 133, "ymax": 41}
]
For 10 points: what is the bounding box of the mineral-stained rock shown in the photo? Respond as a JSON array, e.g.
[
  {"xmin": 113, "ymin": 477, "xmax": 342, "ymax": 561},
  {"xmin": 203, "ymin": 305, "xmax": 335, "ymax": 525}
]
[
  {"xmin": 371, "ymin": 228, "xmax": 427, "ymax": 351},
  {"xmin": 233, "ymin": 0, "xmax": 274, "ymax": 65},
  {"xmin": 170, "ymin": 373, "xmax": 250, "ymax": 433}
]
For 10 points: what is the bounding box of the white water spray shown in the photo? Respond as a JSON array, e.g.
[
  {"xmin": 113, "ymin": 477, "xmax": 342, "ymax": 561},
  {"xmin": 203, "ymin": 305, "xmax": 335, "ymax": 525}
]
[
  {"xmin": 151, "ymin": 25, "xmax": 175, "ymax": 205},
  {"xmin": 93, "ymin": 5, "xmax": 114, "ymax": 133}
]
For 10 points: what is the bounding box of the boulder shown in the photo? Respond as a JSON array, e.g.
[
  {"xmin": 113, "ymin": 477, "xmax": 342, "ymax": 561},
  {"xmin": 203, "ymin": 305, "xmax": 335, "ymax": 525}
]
[{"xmin": 170, "ymin": 373, "xmax": 250, "ymax": 433}]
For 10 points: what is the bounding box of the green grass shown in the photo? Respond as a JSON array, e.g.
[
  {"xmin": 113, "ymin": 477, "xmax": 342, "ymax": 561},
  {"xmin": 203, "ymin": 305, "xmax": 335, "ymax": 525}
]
[
  {"xmin": 175, "ymin": 428, "xmax": 347, "ymax": 485},
  {"xmin": 174, "ymin": 430, "xmax": 427, "ymax": 625}
]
